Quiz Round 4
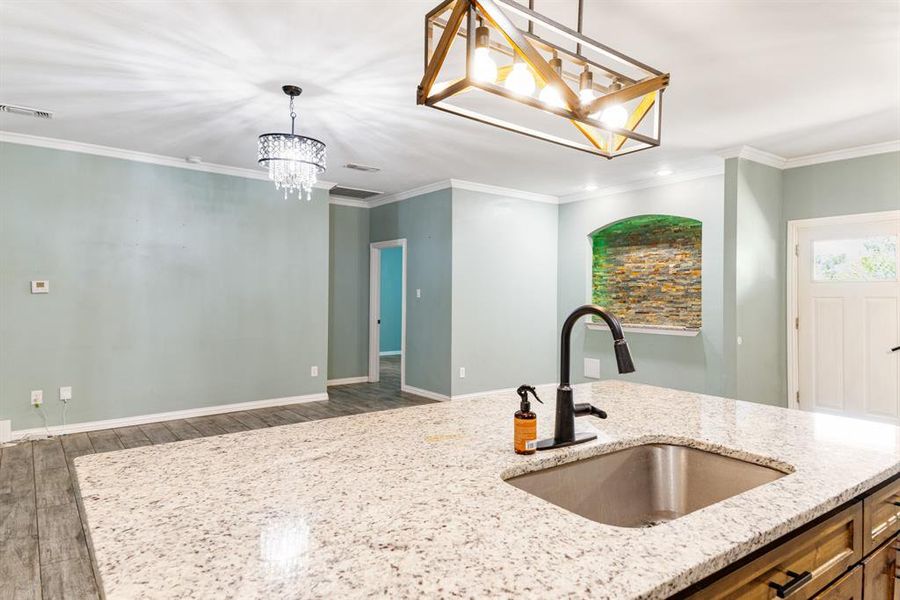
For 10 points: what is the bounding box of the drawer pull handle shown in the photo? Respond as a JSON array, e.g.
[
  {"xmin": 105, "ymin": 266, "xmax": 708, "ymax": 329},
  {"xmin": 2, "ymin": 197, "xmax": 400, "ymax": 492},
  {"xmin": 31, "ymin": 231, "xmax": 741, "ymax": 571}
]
[{"xmin": 769, "ymin": 570, "xmax": 813, "ymax": 598}]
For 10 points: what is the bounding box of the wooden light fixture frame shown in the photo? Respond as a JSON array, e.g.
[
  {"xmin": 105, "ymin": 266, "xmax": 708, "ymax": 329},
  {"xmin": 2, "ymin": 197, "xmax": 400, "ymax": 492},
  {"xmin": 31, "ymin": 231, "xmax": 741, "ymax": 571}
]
[{"xmin": 417, "ymin": 0, "xmax": 670, "ymax": 159}]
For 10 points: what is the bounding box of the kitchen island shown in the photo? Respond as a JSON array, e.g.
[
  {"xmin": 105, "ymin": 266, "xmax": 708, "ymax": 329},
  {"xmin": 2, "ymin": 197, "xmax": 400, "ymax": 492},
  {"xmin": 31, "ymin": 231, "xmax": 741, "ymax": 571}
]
[{"xmin": 73, "ymin": 381, "xmax": 900, "ymax": 599}]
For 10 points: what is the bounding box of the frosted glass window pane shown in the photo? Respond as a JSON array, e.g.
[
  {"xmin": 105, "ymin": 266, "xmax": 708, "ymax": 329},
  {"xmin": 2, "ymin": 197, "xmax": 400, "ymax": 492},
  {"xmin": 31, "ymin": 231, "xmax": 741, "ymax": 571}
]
[{"xmin": 813, "ymin": 236, "xmax": 898, "ymax": 282}]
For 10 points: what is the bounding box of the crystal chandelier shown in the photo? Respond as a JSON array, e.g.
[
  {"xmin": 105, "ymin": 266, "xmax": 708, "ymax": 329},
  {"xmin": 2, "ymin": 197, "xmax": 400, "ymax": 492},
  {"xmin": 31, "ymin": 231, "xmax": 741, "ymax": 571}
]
[{"xmin": 258, "ymin": 85, "xmax": 327, "ymax": 201}]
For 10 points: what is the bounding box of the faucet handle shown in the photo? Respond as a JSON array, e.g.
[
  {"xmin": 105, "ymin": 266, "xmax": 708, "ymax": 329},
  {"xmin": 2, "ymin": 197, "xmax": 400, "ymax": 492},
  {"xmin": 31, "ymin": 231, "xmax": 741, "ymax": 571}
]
[{"xmin": 574, "ymin": 402, "xmax": 607, "ymax": 419}]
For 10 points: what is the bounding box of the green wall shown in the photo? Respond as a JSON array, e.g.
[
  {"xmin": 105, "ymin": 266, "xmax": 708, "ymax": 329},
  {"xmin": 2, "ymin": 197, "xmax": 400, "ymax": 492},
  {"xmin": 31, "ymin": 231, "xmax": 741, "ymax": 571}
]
[
  {"xmin": 557, "ymin": 175, "xmax": 726, "ymax": 395},
  {"xmin": 328, "ymin": 204, "xmax": 370, "ymax": 380},
  {"xmin": 783, "ymin": 152, "xmax": 899, "ymax": 221},
  {"xmin": 724, "ymin": 158, "xmax": 786, "ymax": 406},
  {"xmin": 451, "ymin": 189, "xmax": 558, "ymax": 396},
  {"xmin": 0, "ymin": 143, "xmax": 329, "ymax": 431},
  {"xmin": 369, "ymin": 190, "xmax": 452, "ymax": 396}
]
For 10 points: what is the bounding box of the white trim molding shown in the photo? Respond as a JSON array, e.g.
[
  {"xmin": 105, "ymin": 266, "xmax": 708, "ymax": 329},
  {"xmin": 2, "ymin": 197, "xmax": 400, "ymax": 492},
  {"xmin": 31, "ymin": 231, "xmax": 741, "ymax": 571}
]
[
  {"xmin": 368, "ymin": 178, "xmax": 559, "ymax": 208},
  {"xmin": 719, "ymin": 141, "xmax": 900, "ymax": 170},
  {"xmin": 369, "ymin": 239, "xmax": 407, "ymax": 387},
  {"xmin": 329, "ymin": 196, "xmax": 371, "ymax": 208},
  {"xmin": 449, "ymin": 383, "xmax": 555, "ymax": 401},
  {"xmin": 586, "ymin": 322, "xmax": 701, "ymax": 337},
  {"xmin": 401, "ymin": 385, "xmax": 450, "ymax": 402},
  {"xmin": 379, "ymin": 350, "xmax": 402, "ymax": 356},
  {"xmin": 0, "ymin": 131, "xmax": 338, "ymax": 189},
  {"xmin": 326, "ymin": 376, "xmax": 369, "ymax": 386},
  {"xmin": 9, "ymin": 392, "xmax": 328, "ymax": 440}
]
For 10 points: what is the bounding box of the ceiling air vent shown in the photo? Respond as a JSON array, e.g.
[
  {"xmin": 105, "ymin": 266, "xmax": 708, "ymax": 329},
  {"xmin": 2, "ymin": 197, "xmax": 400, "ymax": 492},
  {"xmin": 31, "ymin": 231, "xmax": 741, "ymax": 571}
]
[
  {"xmin": 344, "ymin": 163, "xmax": 381, "ymax": 173},
  {"xmin": 0, "ymin": 104, "xmax": 53, "ymax": 119},
  {"xmin": 331, "ymin": 186, "xmax": 382, "ymax": 199}
]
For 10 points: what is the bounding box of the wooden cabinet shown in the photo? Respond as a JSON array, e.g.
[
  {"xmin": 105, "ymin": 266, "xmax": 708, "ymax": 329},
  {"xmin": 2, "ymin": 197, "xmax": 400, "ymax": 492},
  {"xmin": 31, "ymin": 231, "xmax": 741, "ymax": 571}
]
[
  {"xmin": 688, "ymin": 503, "xmax": 863, "ymax": 599},
  {"xmin": 862, "ymin": 537, "xmax": 897, "ymax": 600},
  {"xmin": 812, "ymin": 566, "xmax": 862, "ymax": 599},
  {"xmin": 863, "ymin": 478, "xmax": 900, "ymax": 554}
]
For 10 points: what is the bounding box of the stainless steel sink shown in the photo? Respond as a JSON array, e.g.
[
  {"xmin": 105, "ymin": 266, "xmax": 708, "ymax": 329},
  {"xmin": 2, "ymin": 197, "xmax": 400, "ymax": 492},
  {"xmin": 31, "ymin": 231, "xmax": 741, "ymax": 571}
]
[{"xmin": 505, "ymin": 443, "xmax": 788, "ymax": 528}]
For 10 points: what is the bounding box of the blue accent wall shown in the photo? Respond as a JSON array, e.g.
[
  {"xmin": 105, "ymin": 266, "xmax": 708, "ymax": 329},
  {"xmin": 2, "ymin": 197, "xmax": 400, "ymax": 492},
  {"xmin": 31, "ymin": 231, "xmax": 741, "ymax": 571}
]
[{"xmin": 379, "ymin": 247, "xmax": 402, "ymax": 354}]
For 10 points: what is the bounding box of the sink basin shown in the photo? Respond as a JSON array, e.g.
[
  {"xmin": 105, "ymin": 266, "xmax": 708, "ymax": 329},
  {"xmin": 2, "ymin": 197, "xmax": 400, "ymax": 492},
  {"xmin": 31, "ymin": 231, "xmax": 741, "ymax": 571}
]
[{"xmin": 505, "ymin": 443, "xmax": 787, "ymax": 527}]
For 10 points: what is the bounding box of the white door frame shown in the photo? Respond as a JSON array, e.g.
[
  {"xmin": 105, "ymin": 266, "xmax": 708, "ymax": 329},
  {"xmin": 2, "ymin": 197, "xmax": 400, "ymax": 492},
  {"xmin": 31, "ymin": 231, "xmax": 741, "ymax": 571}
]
[
  {"xmin": 786, "ymin": 210, "xmax": 900, "ymax": 410},
  {"xmin": 369, "ymin": 239, "xmax": 407, "ymax": 385}
]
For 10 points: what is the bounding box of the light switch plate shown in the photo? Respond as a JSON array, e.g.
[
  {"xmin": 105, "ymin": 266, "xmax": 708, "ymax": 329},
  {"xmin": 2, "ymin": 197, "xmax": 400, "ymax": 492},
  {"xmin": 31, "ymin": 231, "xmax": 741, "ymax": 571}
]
[
  {"xmin": 584, "ymin": 358, "xmax": 601, "ymax": 379},
  {"xmin": 31, "ymin": 280, "xmax": 49, "ymax": 294},
  {"xmin": 310, "ymin": 366, "xmax": 319, "ymax": 377},
  {"xmin": 60, "ymin": 386, "xmax": 72, "ymax": 402},
  {"xmin": 459, "ymin": 367, "xmax": 466, "ymax": 378},
  {"xmin": 416, "ymin": 289, "xmax": 421, "ymax": 298}
]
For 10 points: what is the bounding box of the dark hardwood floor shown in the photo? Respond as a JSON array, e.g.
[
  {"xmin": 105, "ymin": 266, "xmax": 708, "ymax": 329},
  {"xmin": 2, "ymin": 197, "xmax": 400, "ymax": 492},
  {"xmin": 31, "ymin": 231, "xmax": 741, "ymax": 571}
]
[{"xmin": 0, "ymin": 356, "xmax": 429, "ymax": 600}]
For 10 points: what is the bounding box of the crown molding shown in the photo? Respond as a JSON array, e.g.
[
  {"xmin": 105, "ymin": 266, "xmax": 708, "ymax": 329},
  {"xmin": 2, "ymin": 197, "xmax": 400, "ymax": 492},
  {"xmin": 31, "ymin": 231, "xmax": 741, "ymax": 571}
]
[
  {"xmin": 719, "ymin": 141, "xmax": 900, "ymax": 170},
  {"xmin": 448, "ymin": 179, "xmax": 559, "ymax": 204},
  {"xmin": 329, "ymin": 196, "xmax": 371, "ymax": 208},
  {"xmin": 0, "ymin": 131, "xmax": 337, "ymax": 189},
  {"xmin": 718, "ymin": 145, "xmax": 786, "ymax": 169},
  {"xmin": 783, "ymin": 140, "xmax": 900, "ymax": 169},
  {"xmin": 558, "ymin": 165, "xmax": 725, "ymax": 204},
  {"xmin": 366, "ymin": 178, "xmax": 559, "ymax": 208}
]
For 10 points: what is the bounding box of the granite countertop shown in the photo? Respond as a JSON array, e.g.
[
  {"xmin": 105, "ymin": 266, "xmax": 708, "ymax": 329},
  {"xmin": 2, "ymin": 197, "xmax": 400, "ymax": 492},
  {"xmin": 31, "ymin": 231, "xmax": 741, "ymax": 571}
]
[{"xmin": 74, "ymin": 381, "xmax": 900, "ymax": 599}]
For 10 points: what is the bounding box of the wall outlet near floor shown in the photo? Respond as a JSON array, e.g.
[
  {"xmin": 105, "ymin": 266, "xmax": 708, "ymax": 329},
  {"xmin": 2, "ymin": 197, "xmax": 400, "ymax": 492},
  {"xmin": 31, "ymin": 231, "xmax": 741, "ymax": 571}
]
[
  {"xmin": 31, "ymin": 279, "xmax": 49, "ymax": 294},
  {"xmin": 310, "ymin": 366, "xmax": 319, "ymax": 377},
  {"xmin": 416, "ymin": 288, "xmax": 421, "ymax": 298},
  {"xmin": 459, "ymin": 367, "xmax": 466, "ymax": 378},
  {"xmin": 584, "ymin": 358, "xmax": 601, "ymax": 379},
  {"xmin": 31, "ymin": 390, "xmax": 43, "ymax": 406},
  {"xmin": 59, "ymin": 386, "xmax": 72, "ymax": 402},
  {"xmin": 0, "ymin": 420, "xmax": 10, "ymax": 444}
]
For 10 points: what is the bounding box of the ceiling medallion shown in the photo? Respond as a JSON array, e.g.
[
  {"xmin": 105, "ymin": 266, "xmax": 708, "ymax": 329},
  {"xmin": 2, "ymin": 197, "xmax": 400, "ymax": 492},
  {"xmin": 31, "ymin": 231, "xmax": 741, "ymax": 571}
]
[
  {"xmin": 417, "ymin": 0, "xmax": 670, "ymax": 159},
  {"xmin": 258, "ymin": 85, "xmax": 327, "ymax": 201}
]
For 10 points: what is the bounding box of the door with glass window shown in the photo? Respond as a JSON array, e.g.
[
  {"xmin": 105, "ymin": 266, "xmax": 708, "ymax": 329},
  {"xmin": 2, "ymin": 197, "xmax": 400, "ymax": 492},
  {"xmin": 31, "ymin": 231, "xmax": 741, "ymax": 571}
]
[{"xmin": 797, "ymin": 213, "xmax": 900, "ymax": 422}]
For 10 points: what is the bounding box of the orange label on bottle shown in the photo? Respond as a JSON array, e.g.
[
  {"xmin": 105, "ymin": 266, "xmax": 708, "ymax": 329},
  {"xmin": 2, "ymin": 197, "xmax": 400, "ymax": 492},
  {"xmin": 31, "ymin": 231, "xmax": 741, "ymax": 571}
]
[{"xmin": 514, "ymin": 418, "xmax": 537, "ymax": 454}]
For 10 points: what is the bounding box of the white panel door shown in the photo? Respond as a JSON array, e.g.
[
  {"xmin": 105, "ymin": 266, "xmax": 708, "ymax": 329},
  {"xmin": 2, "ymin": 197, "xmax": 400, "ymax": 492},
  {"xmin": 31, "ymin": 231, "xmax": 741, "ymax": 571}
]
[{"xmin": 797, "ymin": 215, "xmax": 900, "ymax": 422}]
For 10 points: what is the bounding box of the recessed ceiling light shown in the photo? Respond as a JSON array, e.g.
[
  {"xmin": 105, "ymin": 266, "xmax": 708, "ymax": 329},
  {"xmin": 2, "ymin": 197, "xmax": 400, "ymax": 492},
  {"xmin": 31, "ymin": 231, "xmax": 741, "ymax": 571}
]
[
  {"xmin": 655, "ymin": 168, "xmax": 674, "ymax": 177},
  {"xmin": 584, "ymin": 184, "xmax": 598, "ymax": 191}
]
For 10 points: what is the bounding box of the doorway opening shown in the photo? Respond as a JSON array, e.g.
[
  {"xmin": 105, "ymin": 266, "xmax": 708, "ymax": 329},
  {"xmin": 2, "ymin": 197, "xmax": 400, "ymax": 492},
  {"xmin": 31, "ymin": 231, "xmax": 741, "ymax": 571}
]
[
  {"xmin": 787, "ymin": 210, "xmax": 900, "ymax": 422},
  {"xmin": 369, "ymin": 239, "xmax": 407, "ymax": 388}
]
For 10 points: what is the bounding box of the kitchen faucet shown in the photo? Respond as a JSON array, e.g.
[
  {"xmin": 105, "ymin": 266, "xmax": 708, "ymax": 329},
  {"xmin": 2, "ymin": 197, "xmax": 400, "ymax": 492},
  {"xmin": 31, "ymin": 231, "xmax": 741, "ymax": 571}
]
[{"xmin": 536, "ymin": 304, "xmax": 635, "ymax": 450}]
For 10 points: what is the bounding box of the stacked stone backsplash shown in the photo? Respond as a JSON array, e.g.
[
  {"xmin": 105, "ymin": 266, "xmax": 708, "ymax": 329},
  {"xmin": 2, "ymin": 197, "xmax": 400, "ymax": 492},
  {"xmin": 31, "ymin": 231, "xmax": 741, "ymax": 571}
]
[{"xmin": 592, "ymin": 214, "xmax": 702, "ymax": 329}]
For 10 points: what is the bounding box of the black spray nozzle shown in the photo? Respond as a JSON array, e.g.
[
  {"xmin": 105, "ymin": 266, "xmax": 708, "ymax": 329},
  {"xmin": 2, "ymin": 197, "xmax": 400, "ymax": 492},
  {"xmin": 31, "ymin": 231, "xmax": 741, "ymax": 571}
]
[
  {"xmin": 614, "ymin": 339, "xmax": 635, "ymax": 374},
  {"xmin": 516, "ymin": 384, "xmax": 543, "ymax": 410}
]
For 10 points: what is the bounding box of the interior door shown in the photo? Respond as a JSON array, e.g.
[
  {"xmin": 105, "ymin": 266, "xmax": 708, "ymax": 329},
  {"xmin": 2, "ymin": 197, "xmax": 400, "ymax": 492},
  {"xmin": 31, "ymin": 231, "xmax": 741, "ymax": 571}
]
[{"xmin": 797, "ymin": 214, "xmax": 900, "ymax": 422}]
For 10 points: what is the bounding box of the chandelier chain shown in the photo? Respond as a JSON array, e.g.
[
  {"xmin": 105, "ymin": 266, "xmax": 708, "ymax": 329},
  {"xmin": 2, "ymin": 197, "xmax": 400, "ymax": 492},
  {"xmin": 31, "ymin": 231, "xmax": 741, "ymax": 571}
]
[{"xmin": 289, "ymin": 95, "xmax": 297, "ymax": 136}]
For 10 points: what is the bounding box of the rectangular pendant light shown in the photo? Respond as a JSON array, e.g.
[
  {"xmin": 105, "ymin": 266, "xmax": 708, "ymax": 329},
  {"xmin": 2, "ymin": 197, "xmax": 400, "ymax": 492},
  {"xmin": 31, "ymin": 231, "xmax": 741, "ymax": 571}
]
[{"xmin": 417, "ymin": 0, "xmax": 670, "ymax": 159}]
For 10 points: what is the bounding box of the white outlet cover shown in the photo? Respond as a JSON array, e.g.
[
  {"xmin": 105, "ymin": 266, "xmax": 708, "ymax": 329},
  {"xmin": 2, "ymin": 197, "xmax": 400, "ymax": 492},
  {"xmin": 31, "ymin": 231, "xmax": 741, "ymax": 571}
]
[
  {"xmin": 0, "ymin": 420, "xmax": 11, "ymax": 444},
  {"xmin": 60, "ymin": 386, "xmax": 72, "ymax": 401},
  {"xmin": 31, "ymin": 390, "xmax": 43, "ymax": 406},
  {"xmin": 416, "ymin": 289, "xmax": 421, "ymax": 298},
  {"xmin": 310, "ymin": 366, "xmax": 319, "ymax": 377},
  {"xmin": 584, "ymin": 358, "xmax": 601, "ymax": 379},
  {"xmin": 31, "ymin": 280, "xmax": 49, "ymax": 294},
  {"xmin": 459, "ymin": 367, "xmax": 466, "ymax": 378}
]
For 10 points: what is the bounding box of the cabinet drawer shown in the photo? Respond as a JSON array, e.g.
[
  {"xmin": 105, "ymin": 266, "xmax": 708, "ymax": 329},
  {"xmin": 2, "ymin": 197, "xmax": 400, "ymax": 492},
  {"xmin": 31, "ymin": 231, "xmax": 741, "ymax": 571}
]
[
  {"xmin": 812, "ymin": 565, "xmax": 862, "ymax": 599},
  {"xmin": 863, "ymin": 535, "xmax": 898, "ymax": 600},
  {"xmin": 863, "ymin": 478, "xmax": 900, "ymax": 555},
  {"xmin": 690, "ymin": 503, "xmax": 863, "ymax": 599}
]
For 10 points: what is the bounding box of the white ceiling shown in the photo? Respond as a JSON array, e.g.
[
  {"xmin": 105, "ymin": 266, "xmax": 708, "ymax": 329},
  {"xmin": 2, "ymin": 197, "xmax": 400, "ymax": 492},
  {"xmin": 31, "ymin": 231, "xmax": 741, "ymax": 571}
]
[{"xmin": 1, "ymin": 1, "xmax": 898, "ymax": 197}]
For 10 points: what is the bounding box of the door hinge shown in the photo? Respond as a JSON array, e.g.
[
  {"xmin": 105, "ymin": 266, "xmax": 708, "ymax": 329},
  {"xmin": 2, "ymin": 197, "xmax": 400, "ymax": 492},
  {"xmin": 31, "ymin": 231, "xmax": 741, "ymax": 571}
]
[
  {"xmin": 794, "ymin": 244, "xmax": 799, "ymax": 257},
  {"xmin": 795, "ymin": 317, "xmax": 799, "ymax": 329},
  {"xmin": 796, "ymin": 390, "xmax": 800, "ymax": 404}
]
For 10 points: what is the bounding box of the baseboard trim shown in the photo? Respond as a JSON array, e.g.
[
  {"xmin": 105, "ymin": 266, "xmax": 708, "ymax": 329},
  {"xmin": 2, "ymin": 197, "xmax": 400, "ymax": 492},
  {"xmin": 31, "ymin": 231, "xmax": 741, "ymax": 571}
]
[
  {"xmin": 401, "ymin": 385, "xmax": 451, "ymax": 402},
  {"xmin": 326, "ymin": 376, "xmax": 369, "ymax": 386},
  {"xmin": 449, "ymin": 383, "xmax": 555, "ymax": 401},
  {"xmin": 379, "ymin": 351, "xmax": 402, "ymax": 357},
  {"xmin": 10, "ymin": 392, "xmax": 329, "ymax": 440},
  {"xmin": 0, "ymin": 420, "xmax": 11, "ymax": 444}
]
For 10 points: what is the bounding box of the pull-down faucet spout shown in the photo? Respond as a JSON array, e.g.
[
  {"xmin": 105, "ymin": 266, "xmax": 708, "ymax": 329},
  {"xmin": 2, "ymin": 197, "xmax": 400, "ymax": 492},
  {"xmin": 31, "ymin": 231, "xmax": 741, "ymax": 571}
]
[{"xmin": 536, "ymin": 304, "xmax": 635, "ymax": 451}]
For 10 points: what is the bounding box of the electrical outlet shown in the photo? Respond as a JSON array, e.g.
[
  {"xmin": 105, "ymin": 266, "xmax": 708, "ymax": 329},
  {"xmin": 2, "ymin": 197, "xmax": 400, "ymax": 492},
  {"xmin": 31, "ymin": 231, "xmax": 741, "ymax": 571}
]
[
  {"xmin": 31, "ymin": 390, "xmax": 43, "ymax": 406},
  {"xmin": 310, "ymin": 366, "xmax": 319, "ymax": 377},
  {"xmin": 584, "ymin": 358, "xmax": 601, "ymax": 379},
  {"xmin": 416, "ymin": 288, "xmax": 421, "ymax": 298},
  {"xmin": 59, "ymin": 386, "xmax": 72, "ymax": 402},
  {"xmin": 459, "ymin": 367, "xmax": 466, "ymax": 378}
]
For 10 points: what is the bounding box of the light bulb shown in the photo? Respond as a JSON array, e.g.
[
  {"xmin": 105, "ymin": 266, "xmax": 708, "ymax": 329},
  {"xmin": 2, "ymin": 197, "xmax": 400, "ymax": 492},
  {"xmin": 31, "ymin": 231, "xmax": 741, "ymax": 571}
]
[
  {"xmin": 539, "ymin": 84, "xmax": 565, "ymax": 108},
  {"xmin": 579, "ymin": 87, "xmax": 596, "ymax": 106},
  {"xmin": 599, "ymin": 104, "xmax": 629, "ymax": 129},
  {"xmin": 505, "ymin": 61, "xmax": 535, "ymax": 96},
  {"xmin": 472, "ymin": 47, "xmax": 497, "ymax": 83}
]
